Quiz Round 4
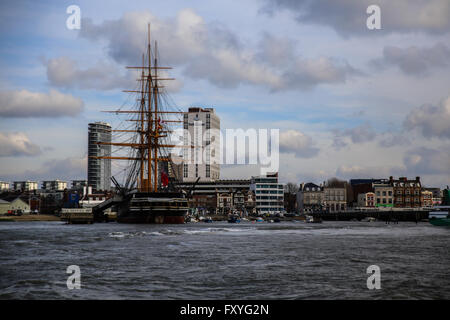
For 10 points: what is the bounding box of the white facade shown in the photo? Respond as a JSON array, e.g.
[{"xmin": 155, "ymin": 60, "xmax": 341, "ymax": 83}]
[
  {"xmin": 323, "ymin": 187, "xmax": 347, "ymax": 212},
  {"xmin": 250, "ymin": 173, "xmax": 284, "ymax": 214},
  {"xmin": 42, "ymin": 180, "xmax": 67, "ymax": 191},
  {"xmin": 13, "ymin": 181, "xmax": 38, "ymax": 191},
  {"xmin": 0, "ymin": 181, "xmax": 10, "ymax": 191},
  {"xmin": 182, "ymin": 107, "xmax": 220, "ymax": 182}
]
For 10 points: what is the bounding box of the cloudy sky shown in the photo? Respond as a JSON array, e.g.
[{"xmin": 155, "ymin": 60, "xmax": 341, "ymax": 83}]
[{"xmin": 0, "ymin": 0, "xmax": 449, "ymax": 188}]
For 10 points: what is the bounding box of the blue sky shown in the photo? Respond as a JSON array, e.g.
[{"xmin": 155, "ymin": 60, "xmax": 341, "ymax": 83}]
[{"xmin": 0, "ymin": 0, "xmax": 449, "ymax": 188}]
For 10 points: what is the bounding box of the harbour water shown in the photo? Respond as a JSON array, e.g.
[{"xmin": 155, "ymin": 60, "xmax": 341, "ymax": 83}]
[{"xmin": 1, "ymin": 221, "xmax": 449, "ymax": 299}]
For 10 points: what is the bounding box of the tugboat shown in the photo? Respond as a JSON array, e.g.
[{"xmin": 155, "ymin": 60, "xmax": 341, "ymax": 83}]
[{"xmin": 92, "ymin": 25, "xmax": 189, "ymax": 224}]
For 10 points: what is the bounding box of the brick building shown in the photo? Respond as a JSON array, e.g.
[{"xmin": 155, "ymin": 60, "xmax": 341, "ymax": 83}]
[{"xmin": 389, "ymin": 176, "xmax": 422, "ymax": 208}]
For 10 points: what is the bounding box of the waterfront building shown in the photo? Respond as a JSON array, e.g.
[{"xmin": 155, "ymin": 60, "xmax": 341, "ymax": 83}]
[
  {"xmin": 42, "ymin": 179, "xmax": 67, "ymax": 191},
  {"xmin": 217, "ymin": 192, "xmax": 233, "ymax": 214},
  {"xmin": 357, "ymin": 192, "xmax": 375, "ymax": 208},
  {"xmin": 373, "ymin": 183, "xmax": 394, "ymax": 208},
  {"xmin": 88, "ymin": 122, "xmax": 112, "ymax": 191},
  {"xmin": 323, "ymin": 181, "xmax": 347, "ymax": 213},
  {"xmin": 421, "ymin": 190, "xmax": 433, "ymax": 207},
  {"xmin": 349, "ymin": 179, "xmax": 386, "ymax": 207},
  {"xmin": 423, "ymin": 187, "xmax": 442, "ymax": 206},
  {"xmin": 13, "ymin": 181, "xmax": 38, "ymax": 192},
  {"xmin": 250, "ymin": 173, "xmax": 284, "ymax": 214},
  {"xmin": 0, "ymin": 199, "xmax": 10, "ymax": 214},
  {"xmin": 389, "ymin": 176, "xmax": 422, "ymax": 208},
  {"xmin": 0, "ymin": 195, "xmax": 30, "ymax": 214},
  {"xmin": 176, "ymin": 179, "xmax": 253, "ymax": 215},
  {"xmin": 71, "ymin": 180, "xmax": 88, "ymax": 190},
  {"xmin": 182, "ymin": 107, "xmax": 220, "ymax": 182},
  {"xmin": 297, "ymin": 182, "xmax": 324, "ymax": 214},
  {"xmin": 0, "ymin": 181, "xmax": 10, "ymax": 192}
]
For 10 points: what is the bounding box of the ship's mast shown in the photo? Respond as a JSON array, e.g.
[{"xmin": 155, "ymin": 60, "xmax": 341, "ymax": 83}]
[
  {"xmin": 94, "ymin": 24, "xmax": 185, "ymax": 193},
  {"xmin": 147, "ymin": 23, "xmax": 152, "ymax": 192}
]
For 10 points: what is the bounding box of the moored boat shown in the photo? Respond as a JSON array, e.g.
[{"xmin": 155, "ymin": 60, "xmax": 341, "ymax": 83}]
[{"xmin": 429, "ymin": 206, "xmax": 450, "ymax": 226}]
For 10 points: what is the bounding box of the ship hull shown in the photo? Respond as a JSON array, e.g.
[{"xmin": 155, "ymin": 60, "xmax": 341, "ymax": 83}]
[{"xmin": 116, "ymin": 192, "xmax": 188, "ymax": 224}]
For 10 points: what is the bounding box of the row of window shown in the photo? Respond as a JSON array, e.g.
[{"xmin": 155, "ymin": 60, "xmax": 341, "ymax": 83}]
[
  {"xmin": 256, "ymin": 196, "xmax": 283, "ymax": 200},
  {"xmin": 376, "ymin": 191, "xmax": 393, "ymax": 196}
]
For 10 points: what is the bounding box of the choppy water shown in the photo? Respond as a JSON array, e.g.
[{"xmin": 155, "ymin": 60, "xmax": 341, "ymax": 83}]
[{"xmin": 1, "ymin": 220, "xmax": 449, "ymax": 299}]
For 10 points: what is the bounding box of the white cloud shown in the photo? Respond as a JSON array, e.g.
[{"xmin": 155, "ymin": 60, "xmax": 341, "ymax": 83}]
[
  {"xmin": 79, "ymin": 9, "xmax": 358, "ymax": 91},
  {"xmin": 404, "ymin": 147, "xmax": 450, "ymax": 175},
  {"xmin": 371, "ymin": 43, "xmax": 450, "ymax": 76},
  {"xmin": 0, "ymin": 156, "xmax": 87, "ymax": 181},
  {"xmin": 45, "ymin": 57, "xmax": 135, "ymax": 90},
  {"xmin": 404, "ymin": 96, "xmax": 450, "ymax": 139},
  {"xmin": 332, "ymin": 124, "xmax": 376, "ymax": 149},
  {"xmin": 262, "ymin": 0, "xmax": 450, "ymax": 36},
  {"xmin": 0, "ymin": 132, "xmax": 42, "ymax": 157},
  {"xmin": 0, "ymin": 89, "xmax": 84, "ymax": 118},
  {"xmin": 279, "ymin": 129, "xmax": 319, "ymax": 158}
]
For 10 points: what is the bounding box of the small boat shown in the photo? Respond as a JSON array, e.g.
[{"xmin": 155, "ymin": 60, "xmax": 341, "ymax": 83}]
[
  {"xmin": 362, "ymin": 217, "xmax": 377, "ymax": 222},
  {"xmin": 204, "ymin": 217, "xmax": 213, "ymax": 223},
  {"xmin": 306, "ymin": 215, "xmax": 322, "ymax": 223},
  {"xmin": 228, "ymin": 215, "xmax": 241, "ymax": 223},
  {"xmin": 273, "ymin": 218, "xmax": 281, "ymax": 223},
  {"xmin": 255, "ymin": 217, "xmax": 264, "ymax": 223},
  {"xmin": 429, "ymin": 206, "xmax": 450, "ymax": 226}
]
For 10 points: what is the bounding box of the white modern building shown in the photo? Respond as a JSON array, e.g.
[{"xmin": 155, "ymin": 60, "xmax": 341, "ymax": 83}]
[
  {"xmin": 42, "ymin": 179, "xmax": 67, "ymax": 191},
  {"xmin": 250, "ymin": 172, "xmax": 284, "ymax": 214},
  {"xmin": 88, "ymin": 122, "xmax": 112, "ymax": 191},
  {"xmin": 182, "ymin": 107, "xmax": 220, "ymax": 182},
  {"xmin": 0, "ymin": 181, "xmax": 10, "ymax": 192},
  {"xmin": 13, "ymin": 181, "xmax": 38, "ymax": 192}
]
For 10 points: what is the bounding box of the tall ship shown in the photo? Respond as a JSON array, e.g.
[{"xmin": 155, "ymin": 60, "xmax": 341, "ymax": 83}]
[{"xmin": 93, "ymin": 25, "xmax": 190, "ymax": 224}]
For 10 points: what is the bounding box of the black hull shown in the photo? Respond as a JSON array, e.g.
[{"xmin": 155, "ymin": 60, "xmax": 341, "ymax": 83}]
[{"xmin": 116, "ymin": 192, "xmax": 188, "ymax": 224}]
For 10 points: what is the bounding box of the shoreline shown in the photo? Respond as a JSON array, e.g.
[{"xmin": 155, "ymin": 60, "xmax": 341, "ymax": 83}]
[{"xmin": 0, "ymin": 214, "xmax": 61, "ymax": 222}]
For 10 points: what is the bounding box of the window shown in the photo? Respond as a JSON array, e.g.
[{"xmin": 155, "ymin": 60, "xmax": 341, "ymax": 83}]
[
  {"xmin": 183, "ymin": 164, "xmax": 188, "ymax": 178},
  {"xmin": 195, "ymin": 164, "xmax": 198, "ymax": 177},
  {"xmin": 206, "ymin": 164, "xmax": 210, "ymax": 178}
]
